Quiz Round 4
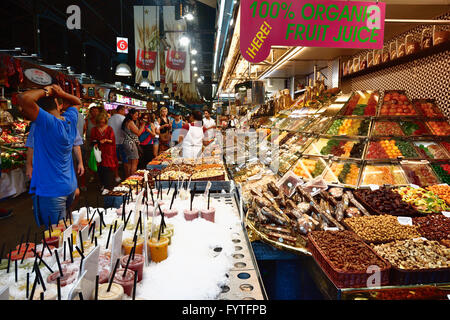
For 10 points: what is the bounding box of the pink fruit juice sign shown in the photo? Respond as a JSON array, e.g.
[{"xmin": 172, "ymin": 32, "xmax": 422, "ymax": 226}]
[{"xmin": 240, "ymin": 0, "xmax": 386, "ymax": 63}]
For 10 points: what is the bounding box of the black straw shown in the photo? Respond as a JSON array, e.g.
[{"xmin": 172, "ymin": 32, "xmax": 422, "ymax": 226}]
[
  {"xmin": 208, "ymin": 189, "xmax": 211, "ymax": 210},
  {"xmin": 78, "ymin": 292, "xmax": 83, "ymax": 300},
  {"xmin": 56, "ymin": 277, "xmax": 61, "ymax": 300},
  {"xmin": 54, "ymin": 249, "xmax": 63, "ymax": 277},
  {"xmin": 123, "ymin": 246, "xmax": 134, "ymax": 277},
  {"xmin": 113, "ymin": 220, "xmax": 118, "ymax": 233},
  {"xmin": 132, "ymin": 270, "xmax": 138, "ymax": 300},
  {"xmin": 167, "ymin": 177, "xmax": 172, "ymax": 195},
  {"xmin": 14, "ymin": 260, "xmax": 18, "ymax": 282},
  {"xmin": 21, "ymin": 243, "xmax": 30, "ymax": 264},
  {"xmin": 79, "ymin": 230, "xmax": 84, "ymax": 253},
  {"xmin": 29, "ymin": 268, "xmax": 38, "ymax": 300},
  {"xmin": 63, "ymin": 241, "xmax": 66, "ymax": 261},
  {"xmin": 170, "ymin": 184, "xmax": 177, "ymax": 210},
  {"xmin": 105, "ymin": 224, "xmax": 113, "ymax": 249},
  {"xmin": 40, "ymin": 292, "xmax": 44, "ymax": 300},
  {"xmin": 6, "ymin": 249, "xmax": 11, "ymax": 273},
  {"xmin": 26, "ymin": 273, "xmax": 30, "ymax": 299},
  {"xmin": 31, "ymin": 248, "xmax": 53, "ymax": 273},
  {"xmin": 75, "ymin": 246, "xmax": 85, "ymax": 259},
  {"xmin": 107, "ymin": 258, "xmax": 120, "ymax": 292},
  {"xmin": 94, "ymin": 275, "xmax": 99, "ymax": 300}
]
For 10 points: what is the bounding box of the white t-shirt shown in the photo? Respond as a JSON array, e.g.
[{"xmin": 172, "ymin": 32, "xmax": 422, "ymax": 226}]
[
  {"xmin": 203, "ymin": 117, "xmax": 216, "ymax": 140},
  {"xmin": 108, "ymin": 114, "xmax": 125, "ymax": 144}
]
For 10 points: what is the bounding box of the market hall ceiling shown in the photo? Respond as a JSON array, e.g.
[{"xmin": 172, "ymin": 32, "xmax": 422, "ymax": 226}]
[{"xmin": 0, "ymin": 0, "xmax": 216, "ymax": 99}]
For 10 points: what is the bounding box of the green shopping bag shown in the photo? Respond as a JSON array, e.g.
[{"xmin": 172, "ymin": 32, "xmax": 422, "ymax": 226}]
[{"xmin": 88, "ymin": 148, "xmax": 98, "ymax": 172}]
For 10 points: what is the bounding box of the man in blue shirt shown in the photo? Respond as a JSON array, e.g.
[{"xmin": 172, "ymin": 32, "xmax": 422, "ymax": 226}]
[{"xmin": 18, "ymin": 84, "xmax": 82, "ymax": 227}]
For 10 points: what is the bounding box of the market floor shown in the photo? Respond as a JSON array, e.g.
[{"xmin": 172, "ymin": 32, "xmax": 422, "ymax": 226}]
[{"xmin": 0, "ymin": 167, "xmax": 127, "ymax": 254}]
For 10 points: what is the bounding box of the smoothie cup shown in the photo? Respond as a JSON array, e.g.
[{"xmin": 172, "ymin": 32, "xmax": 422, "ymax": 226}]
[
  {"xmin": 151, "ymin": 229, "xmax": 173, "ymax": 245},
  {"xmin": 32, "ymin": 283, "xmax": 58, "ymax": 300},
  {"xmin": 120, "ymin": 254, "xmax": 144, "ymax": 282},
  {"xmin": 122, "ymin": 237, "xmax": 144, "ymax": 255},
  {"xmin": 9, "ymin": 280, "xmax": 28, "ymax": 300},
  {"xmin": 184, "ymin": 209, "xmax": 199, "ymax": 221},
  {"xmin": 200, "ymin": 208, "xmax": 216, "ymax": 223},
  {"xmin": 96, "ymin": 283, "xmax": 124, "ymax": 300},
  {"xmin": 162, "ymin": 208, "xmax": 178, "ymax": 218},
  {"xmin": 47, "ymin": 268, "xmax": 77, "ymax": 287},
  {"xmin": 113, "ymin": 268, "xmax": 135, "ymax": 296},
  {"xmin": 98, "ymin": 269, "xmax": 110, "ymax": 284},
  {"xmin": 148, "ymin": 237, "xmax": 169, "ymax": 263},
  {"xmin": 44, "ymin": 236, "xmax": 60, "ymax": 248},
  {"xmin": 44, "ymin": 229, "xmax": 62, "ymax": 239}
]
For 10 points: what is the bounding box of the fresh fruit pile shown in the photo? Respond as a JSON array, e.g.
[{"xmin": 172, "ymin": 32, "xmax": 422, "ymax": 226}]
[
  {"xmin": 372, "ymin": 121, "xmax": 405, "ymax": 136},
  {"xmin": 293, "ymin": 159, "xmax": 325, "ymax": 179},
  {"xmin": 401, "ymin": 164, "xmax": 440, "ymax": 187},
  {"xmin": 326, "ymin": 119, "xmax": 370, "ymax": 136},
  {"xmin": 426, "ymin": 185, "xmax": 450, "ymax": 205},
  {"xmin": 0, "ymin": 148, "xmax": 26, "ymax": 170},
  {"xmin": 360, "ymin": 165, "xmax": 407, "ymax": 186},
  {"xmin": 426, "ymin": 121, "xmax": 450, "ymax": 136},
  {"xmin": 414, "ymin": 100, "xmax": 444, "ymax": 118},
  {"xmin": 395, "ymin": 186, "xmax": 449, "ymax": 214},
  {"xmin": 366, "ymin": 140, "xmax": 417, "ymax": 159},
  {"xmin": 431, "ymin": 164, "xmax": 450, "ymax": 184},
  {"xmin": 415, "ymin": 143, "xmax": 448, "ymax": 159},
  {"xmin": 399, "ymin": 120, "xmax": 430, "ymax": 136},
  {"xmin": 380, "ymin": 91, "xmax": 416, "ymax": 116},
  {"xmin": 343, "ymin": 91, "xmax": 378, "ymax": 116}
]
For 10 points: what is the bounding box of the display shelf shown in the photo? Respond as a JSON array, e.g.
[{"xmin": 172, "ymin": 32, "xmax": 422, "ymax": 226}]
[{"xmin": 341, "ymin": 41, "xmax": 450, "ymax": 81}]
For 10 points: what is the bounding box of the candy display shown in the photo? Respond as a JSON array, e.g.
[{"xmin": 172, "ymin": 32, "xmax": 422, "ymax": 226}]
[
  {"xmin": 326, "ymin": 118, "xmax": 370, "ymax": 136},
  {"xmin": 305, "ymin": 138, "xmax": 365, "ymax": 159},
  {"xmin": 394, "ymin": 186, "xmax": 449, "ymax": 214},
  {"xmin": 415, "ymin": 142, "xmax": 448, "ymax": 159},
  {"xmin": 379, "ymin": 91, "xmax": 416, "ymax": 116},
  {"xmin": 322, "ymin": 162, "xmax": 361, "ymax": 186},
  {"xmin": 431, "ymin": 164, "xmax": 450, "ymax": 184},
  {"xmin": 372, "ymin": 121, "xmax": 405, "ymax": 136},
  {"xmin": 366, "ymin": 140, "xmax": 418, "ymax": 159},
  {"xmin": 426, "ymin": 185, "xmax": 450, "ymax": 205},
  {"xmin": 414, "ymin": 100, "xmax": 445, "ymax": 118},
  {"xmin": 292, "ymin": 158, "xmax": 326, "ymax": 180},
  {"xmin": 399, "ymin": 120, "xmax": 430, "ymax": 136},
  {"xmin": 360, "ymin": 164, "xmax": 408, "ymax": 186},
  {"xmin": 426, "ymin": 121, "xmax": 450, "ymax": 136},
  {"xmin": 401, "ymin": 163, "xmax": 441, "ymax": 187},
  {"xmin": 342, "ymin": 91, "xmax": 378, "ymax": 116}
]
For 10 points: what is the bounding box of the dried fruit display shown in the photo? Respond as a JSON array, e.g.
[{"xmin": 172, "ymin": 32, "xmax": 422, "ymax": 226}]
[
  {"xmin": 372, "ymin": 239, "xmax": 450, "ymax": 270},
  {"xmin": 399, "ymin": 120, "xmax": 430, "ymax": 136},
  {"xmin": 372, "ymin": 121, "xmax": 405, "ymax": 136},
  {"xmin": 414, "ymin": 100, "xmax": 445, "ymax": 118},
  {"xmin": 401, "ymin": 164, "xmax": 441, "ymax": 187},
  {"xmin": 395, "ymin": 186, "xmax": 449, "ymax": 213},
  {"xmin": 326, "ymin": 118, "xmax": 370, "ymax": 136},
  {"xmin": 431, "ymin": 164, "xmax": 450, "ymax": 184},
  {"xmin": 415, "ymin": 142, "xmax": 449, "ymax": 160},
  {"xmin": 380, "ymin": 91, "xmax": 416, "ymax": 116},
  {"xmin": 366, "ymin": 140, "xmax": 418, "ymax": 159},
  {"xmin": 426, "ymin": 185, "xmax": 450, "ymax": 205},
  {"xmin": 413, "ymin": 214, "xmax": 450, "ymax": 241},
  {"xmin": 344, "ymin": 215, "xmax": 420, "ymax": 243},
  {"xmin": 322, "ymin": 162, "xmax": 360, "ymax": 186},
  {"xmin": 342, "ymin": 91, "xmax": 378, "ymax": 116},
  {"xmin": 360, "ymin": 165, "xmax": 407, "ymax": 186},
  {"xmin": 354, "ymin": 187, "xmax": 420, "ymax": 216},
  {"xmin": 309, "ymin": 231, "xmax": 389, "ymax": 272},
  {"xmin": 292, "ymin": 158, "xmax": 326, "ymax": 179},
  {"xmin": 427, "ymin": 121, "xmax": 450, "ymax": 136},
  {"xmin": 305, "ymin": 138, "xmax": 364, "ymax": 159}
]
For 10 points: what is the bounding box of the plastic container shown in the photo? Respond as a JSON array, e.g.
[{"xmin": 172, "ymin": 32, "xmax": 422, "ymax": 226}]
[
  {"xmin": 120, "ymin": 254, "xmax": 144, "ymax": 282},
  {"xmin": 200, "ymin": 208, "xmax": 216, "ymax": 223},
  {"xmin": 113, "ymin": 268, "xmax": 135, "ymax": 296},
  {"xmin": 97, "ymin": 283, "xmax": 124, "ymax": 300},
  {"xmin": 184, "ymin": 209, "xmax": 199, "ymax": 221},
  {"xmin": 148, "ymin": 237, "xmax": 169, "ymax": 263}
]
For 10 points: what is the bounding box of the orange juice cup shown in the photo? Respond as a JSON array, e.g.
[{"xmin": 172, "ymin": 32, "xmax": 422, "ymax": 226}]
[
  {"xmin": 44, "ymin": 229, "xmax": 62, "ymax": 239},
  {"xmin": 122, "ymin": 237, "xmax": 144, "ymax": 255},
  {"xmin": 148, "ymin": 237, "xmax": 169, "ymax": 263}
]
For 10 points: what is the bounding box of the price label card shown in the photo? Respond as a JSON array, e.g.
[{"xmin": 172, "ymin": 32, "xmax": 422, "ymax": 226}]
[
  {"xmin": 78, "ymin": 224, "xmax": 90, "ymax": 249},
  {"xmin": 397, "ymin": 217, "xmax": 413, "ymax": 226},
  {"xmin": 68, "ymin": 270, "xmax": 88, "ymax": 300},
  {"xmin": 80, "ymin": 245, "xmax": 99, "ymax": 281},
  {"xmin": 410, "ymin": 184, "xmax": 420, "ymax": 189},
  {"xmin": 442, "ymin": 211, "xmax": 450, "ymax": 218},
  {"xmin": 368, "ymin": 184, "xmax": 380, "ymax": 191},
  {"xmin": 324, "ymin": 227, "xmax": 339, "ymax": 231},
  {"xmin": 0, "ymin": 286, "xmax": 8, "ymax": 300},
  {"xmin": 110, "ymin": 227, "xmax": 123, "ymax": 271},
  {"xmin": 62, "ymin": 225, "xmax": 72, "ymax": 249}
]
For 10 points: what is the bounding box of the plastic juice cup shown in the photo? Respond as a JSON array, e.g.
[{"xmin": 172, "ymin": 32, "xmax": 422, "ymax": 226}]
[
  {"xmin": 47, "ymin": 268, "xmax": 76, "ymax": 287},
  {"xmin": 122, "ymin": 237, "xmax": 144, "ymax": 255},
  {"xmin": 184, "ymin": 209, "xmax": 199, "ymax": 221},
  {"xmin": 31, "ymin": 283, "xmax": 58, "ymax": 300},
  {"xmin": 9, "ymin": 280, "xmax": 28, "ymax": 300},
  {"xmin": 72, "ymin": 241, "xmax": 92, "ymax": 258},
  {"xmin": 162, "ymin": 208, "xmax": 178, "ymax": 218},
  {"xmin": 120, "ymin": 254, "xmax": 144, "ymax": 282},
  {"xmin": 98, "ymin": 269, "xmax": 110, "ymax": 284},
  {"xmin": 151, "ymin": 228, "xmax": 173, "ymax": 245},
  {"xmin": 200, "ymin": 208, "xmax": 216, "ymax": 223},
  {"xmin": 44, "ymin": 229, "xmax": 62, "ymax": 239},
  {"xmin": 113, "ymin": 268, "xmax": 135, "ymax": 296},
  {"xmin": 96, "ymin": 283, "xmax": 124, "ymax": 300},
  {"xmin": 45, "ymin": 236, "xmax": 60, "ymax": 248},
  {"xmin": 148, "ymin": 237, "xmax": 169, "ymax": 263}
]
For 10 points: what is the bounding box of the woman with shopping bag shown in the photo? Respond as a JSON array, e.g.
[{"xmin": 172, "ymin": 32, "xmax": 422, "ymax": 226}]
[{"xmin": 90, "ymin": 112, "xmax": 117, "ymax": 192}]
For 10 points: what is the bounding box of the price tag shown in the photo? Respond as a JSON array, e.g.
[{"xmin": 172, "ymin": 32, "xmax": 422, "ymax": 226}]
[
  {"xmin": 110, "ymin": 227, "xmax": 123, "ymax": 271},
  {"xmin": 442, "ymin": 211, "xmax": 450, "ymax": 218},
  {"xmin": 78, "ymin": 224, "xmax": 90, "ymax": 249},
  {"xmin": 324, "ymin": 227, "xmax": 339, "ymax": 231},
  {"xmin": 397, "ymin": 217, "xmax": 413, "ymax": 226},
  {"xmin": 368, "ymin": 184, "xmax": 380, "ymax": 191},
  {"xmin": 62, "ymin": 225, "xmax": 72, "ymax": 249},
  {"xmin": 203, "ymin": 181, "xmax": 212, "ymax": 198},
  {"xmin": 68, "ymin": 270, "xmax": 87, "ymax": 300},
  {"xmin": 410, "ymin": 184, "xmax": 420, "ymax": 189},
  {"xmin": 0, "ymin": 286, "xmax": 8, "ymax": 300},
  {"xmin": 80, "ymin": 245, "xmax": 99, "ymax": 281},
  {"xmin": 134, "ymin": 190, "xmax": 145, "ymax": 224}
]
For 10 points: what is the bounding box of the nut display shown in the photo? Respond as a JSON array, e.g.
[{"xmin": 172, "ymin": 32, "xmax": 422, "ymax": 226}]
[
  {"xmin": 355, "ymin": 187, "xmax": 420, "ymax": 216},
  {"xmin": 310, "ymin": 231, "xmax": 389, "ymax": 272},
  {"xmin": 413, "ymin": 214, "xmax": 450, "ymax": 241},
  {"xmin": 372, "ymin": 239, "xmax": 450, "ymax": 270},
  {"xmin": 344, "ymin": 215, "xmax": 420, "ymax": 243}
]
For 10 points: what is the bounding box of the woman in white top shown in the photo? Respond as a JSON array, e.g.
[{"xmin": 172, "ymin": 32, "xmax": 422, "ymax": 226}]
[{"xmin": 180, "ymin": 110, "xmax": 205, "ymax": 159}]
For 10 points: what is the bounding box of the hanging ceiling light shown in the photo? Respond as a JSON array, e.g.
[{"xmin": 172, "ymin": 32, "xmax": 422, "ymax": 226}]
[
  {"xmin": 193, "ymin": 66, "xmax": 198, "ymax": 72},
  {"xmin": 163, "ymin": 87, "xmax": 170, "ymax": 99},
  {"xmin": 179, "ymin": 35, "xmax": 190, "ymax": 46},
  {"xmin": 139, "ymin": 77, "xmax": 151, "ymax": 88},
  {"xmin": 184, "ymin": 13, "xmax": 194, "ymax": 21},
  {"xmin": 191, "ymin": 49, "xmax": 197, "ymax": 55},
  {"xmin": 191, "ymin": 60, "xmax": 196, "ymax": 65},
  {"xmin": 153, "ymin": 81, "xmax": 162, "ymax": 95},
  {"xmin": 197, "ymin": 78, "xmax": 202, "ymax": 83},
  {"xmin": 115, "ymin": 63, "xmax": 132, "ymax": 76}
]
